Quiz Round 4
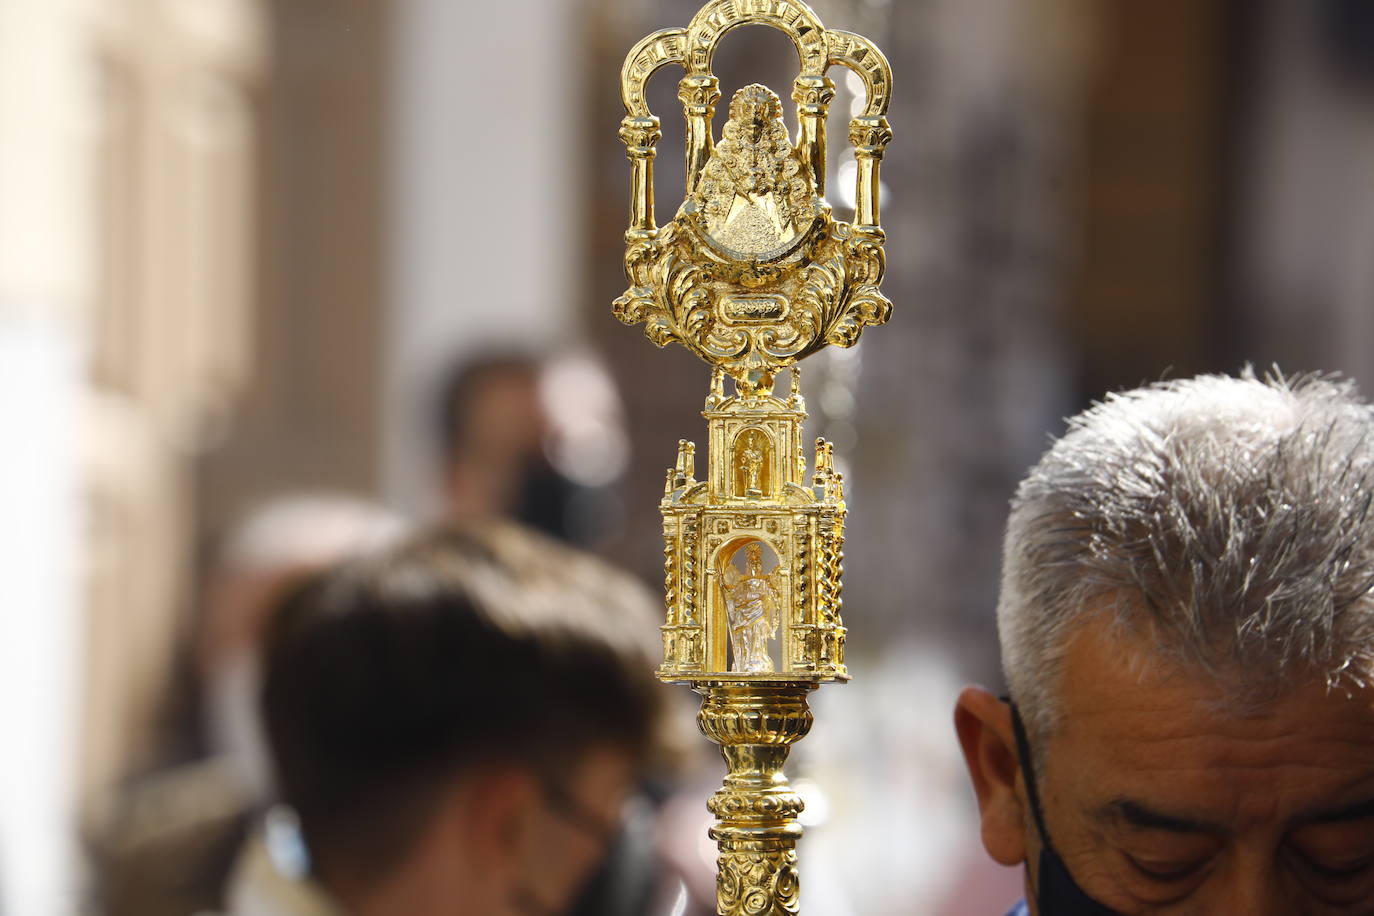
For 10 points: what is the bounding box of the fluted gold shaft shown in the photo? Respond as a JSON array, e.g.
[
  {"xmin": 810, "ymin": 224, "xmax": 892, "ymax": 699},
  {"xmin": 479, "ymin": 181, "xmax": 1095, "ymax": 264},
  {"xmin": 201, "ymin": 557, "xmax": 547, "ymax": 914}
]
[{"xmin": 696, "ymin": 682, "xmax": 816, "ymax": 915}]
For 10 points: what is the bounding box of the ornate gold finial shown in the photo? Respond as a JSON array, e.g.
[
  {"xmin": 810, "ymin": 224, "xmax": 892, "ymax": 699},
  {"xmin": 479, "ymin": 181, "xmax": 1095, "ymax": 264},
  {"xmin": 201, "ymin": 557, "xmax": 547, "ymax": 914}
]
[
  {"xmin": 614, "ymin": 0, "xmax": 893, "ymax": 399},
  {"xmin": 614, "ymin": 3, "xmax": 890, "ymax": 912},
  {"xmin": 676, "ymin": 438, "xmax": 698, "ymax": 485}
]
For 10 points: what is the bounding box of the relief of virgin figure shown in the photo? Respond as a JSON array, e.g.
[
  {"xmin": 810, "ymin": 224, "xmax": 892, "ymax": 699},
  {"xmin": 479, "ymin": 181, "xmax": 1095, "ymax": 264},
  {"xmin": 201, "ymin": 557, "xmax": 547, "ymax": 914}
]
[
  {"xmin": 691, "ymin": 84, "xmax": 817, "ymax": 257},
  {"xmin": 720, "ymin": 542, "xmax": 782, "ymax": 673}
]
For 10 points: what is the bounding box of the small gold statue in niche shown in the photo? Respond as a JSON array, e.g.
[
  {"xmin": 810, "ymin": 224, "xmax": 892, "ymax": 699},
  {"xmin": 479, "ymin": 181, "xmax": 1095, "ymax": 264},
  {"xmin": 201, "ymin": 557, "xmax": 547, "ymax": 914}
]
[
  {"xmin": 733, "ymin": 428, "xmax": 771, "ymax": 497},
  {"xmin": 720, "ymin": 541, "xmax": 782, "ymax": 673}
]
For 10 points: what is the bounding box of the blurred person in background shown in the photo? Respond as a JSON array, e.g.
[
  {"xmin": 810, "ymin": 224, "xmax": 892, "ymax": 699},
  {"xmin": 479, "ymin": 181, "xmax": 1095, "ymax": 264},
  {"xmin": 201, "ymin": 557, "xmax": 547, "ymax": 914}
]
[
  {"xmin": 433, "ymin": 351, "xmax": 711, "ymax": 915},
  {"xmin": 956, "ymin": 372, "xmax": 1374, "ymax": 915},
  {"xmin": 436, "ymin": 354, "xmax": 556, "ymax": 532},
  {"xmin": 94, "ymin": 495, "xmax": 404, "ymax": 916},
  {"xmin": 228, "ymin": 522, "xmax": 673, "ymax": 916},
  {"xmin": 434, "ymin": 351, "xmax": 630, "ymax": 548}
]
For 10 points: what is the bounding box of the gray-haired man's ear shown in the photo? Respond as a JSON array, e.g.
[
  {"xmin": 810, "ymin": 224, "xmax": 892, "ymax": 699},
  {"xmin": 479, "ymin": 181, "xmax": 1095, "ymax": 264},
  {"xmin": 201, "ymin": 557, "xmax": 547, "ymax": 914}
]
[{"xmin": 954, "ymin": 686, "xmax": 1029, "ymax": 868}]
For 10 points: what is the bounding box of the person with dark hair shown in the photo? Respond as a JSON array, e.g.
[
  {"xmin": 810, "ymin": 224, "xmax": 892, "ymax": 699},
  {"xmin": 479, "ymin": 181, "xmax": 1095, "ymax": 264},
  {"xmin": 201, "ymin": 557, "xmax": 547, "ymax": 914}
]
[
  {"xmin": 225, "ymin": 521, "xmax": 663, "ymax": 916},
  {"xmin": 432, "ymin": 351, "xmax": 632, "ymax": 549},
  {"xmin": 433, "ymin": 353, "xmax": 573, "ymax": 540},
  {"xmin": 957, "ymin": 371, "xmax": 1374, "ymax": 914}
]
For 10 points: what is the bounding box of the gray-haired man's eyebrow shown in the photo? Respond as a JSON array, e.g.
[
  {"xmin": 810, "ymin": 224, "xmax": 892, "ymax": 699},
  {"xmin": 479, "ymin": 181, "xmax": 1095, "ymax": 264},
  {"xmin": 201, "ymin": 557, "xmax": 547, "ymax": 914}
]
[
  {"xmin": 1302, "ymin": 797, "xmax": 1374, "ymax": 826},
  {"xmin": 1097, "ymin": 799, "xmax": 1225, "ymax": 834}
]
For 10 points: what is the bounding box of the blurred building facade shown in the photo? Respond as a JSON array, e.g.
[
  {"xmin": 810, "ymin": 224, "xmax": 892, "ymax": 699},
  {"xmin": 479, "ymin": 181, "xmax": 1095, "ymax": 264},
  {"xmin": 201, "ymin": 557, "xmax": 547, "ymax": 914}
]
[
  {"xmin": 2, "ymin": 0, "xmax": 269, "ymax": 909},
  {"xmin": 3, "ymin": 0, "xmax": 1374, "ymax": 912}
]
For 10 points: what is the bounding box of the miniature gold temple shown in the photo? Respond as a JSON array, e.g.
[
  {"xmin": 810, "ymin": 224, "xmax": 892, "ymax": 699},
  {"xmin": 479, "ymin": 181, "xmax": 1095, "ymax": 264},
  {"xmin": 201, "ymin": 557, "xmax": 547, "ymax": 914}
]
[
  {"xmin": 659, "ymin": 368, "xmax": 849, "ymax": 682},
  {"xmin": 613, "ymin": 2, "xmax": 891, "ymax": 912}
]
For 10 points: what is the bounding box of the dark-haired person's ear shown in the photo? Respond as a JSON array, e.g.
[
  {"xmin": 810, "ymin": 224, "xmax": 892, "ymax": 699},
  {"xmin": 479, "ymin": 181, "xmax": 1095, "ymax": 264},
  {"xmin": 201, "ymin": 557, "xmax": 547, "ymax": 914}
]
[
  {"xmin": 466, "ymin": 766, "xmax": 541, "ymax": 873},
  {"xmin": 954, "ymin": 686, "xmax": 1028, "ymax": 867}
]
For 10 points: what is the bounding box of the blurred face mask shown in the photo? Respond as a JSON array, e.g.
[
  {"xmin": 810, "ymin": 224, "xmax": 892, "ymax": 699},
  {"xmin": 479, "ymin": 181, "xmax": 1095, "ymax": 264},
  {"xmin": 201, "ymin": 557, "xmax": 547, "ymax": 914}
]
[{"xmin": 1009, "ymin": 701, "xmax": 1121, "ymax": 916}]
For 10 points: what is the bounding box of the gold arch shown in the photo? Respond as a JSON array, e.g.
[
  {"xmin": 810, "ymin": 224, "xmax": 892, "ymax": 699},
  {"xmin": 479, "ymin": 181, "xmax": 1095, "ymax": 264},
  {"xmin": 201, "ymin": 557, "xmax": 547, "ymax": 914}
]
[
  {"xmin": 619, "ymin": 2, "xmax": 893, "ymax": 122},
  {"xmin": 683, "ymin": 0, "xmax": 827, "ymax": 77},
  {"xmin": 620, "ymin": 27, "xmax": 687, "ymax": 119},
  {"xmin": 827, "ymin": 29, "xmax": 891, "ymax": 118},
  {"xmin": 716, "ymin": 534, "xmax": 782, "ymax": 572}
]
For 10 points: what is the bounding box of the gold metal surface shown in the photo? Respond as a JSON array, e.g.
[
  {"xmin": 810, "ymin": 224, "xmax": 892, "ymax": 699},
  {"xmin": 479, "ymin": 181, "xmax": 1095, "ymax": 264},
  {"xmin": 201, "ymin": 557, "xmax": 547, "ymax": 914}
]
[{"xmin": 613, "ymin": 3, "xmax": 891, "ymax": 912}]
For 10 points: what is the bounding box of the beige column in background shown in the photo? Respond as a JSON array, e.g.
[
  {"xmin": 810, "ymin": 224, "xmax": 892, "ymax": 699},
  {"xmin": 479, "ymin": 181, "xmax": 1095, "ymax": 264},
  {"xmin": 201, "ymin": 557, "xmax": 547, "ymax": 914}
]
[{"xmin": 82, "ymin": 0, "xmax": 266, "ymax": 812}]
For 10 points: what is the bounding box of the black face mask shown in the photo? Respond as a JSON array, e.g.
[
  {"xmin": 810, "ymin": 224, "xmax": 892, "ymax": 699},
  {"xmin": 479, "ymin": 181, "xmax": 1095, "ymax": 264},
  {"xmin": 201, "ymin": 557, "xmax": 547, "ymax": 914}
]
[{"xmin": 1008, "ymin": 700, "xmax": 1122, "ymax": 916}]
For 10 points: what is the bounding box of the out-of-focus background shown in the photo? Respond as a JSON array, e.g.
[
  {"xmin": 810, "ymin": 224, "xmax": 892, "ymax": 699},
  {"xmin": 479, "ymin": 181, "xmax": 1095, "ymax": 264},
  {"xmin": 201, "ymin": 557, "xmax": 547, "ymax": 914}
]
[{"xmin": 3, "ymin": 0, "xmax": 1373, "ymax": 912}]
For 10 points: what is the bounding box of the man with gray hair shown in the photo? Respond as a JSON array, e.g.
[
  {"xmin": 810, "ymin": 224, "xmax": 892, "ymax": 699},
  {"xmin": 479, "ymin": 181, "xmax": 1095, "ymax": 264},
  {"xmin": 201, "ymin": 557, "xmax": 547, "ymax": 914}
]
[{"xmin": 955, "ymin": 371, "xmax": 1374, "ymax": 915}]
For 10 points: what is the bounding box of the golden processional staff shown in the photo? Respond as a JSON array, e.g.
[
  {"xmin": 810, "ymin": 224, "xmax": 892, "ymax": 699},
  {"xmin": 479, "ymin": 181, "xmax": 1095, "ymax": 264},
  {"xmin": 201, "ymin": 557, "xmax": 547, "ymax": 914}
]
[{"xmin": 612, "ymin": 1, "xmax": 892, "ymax": 913}]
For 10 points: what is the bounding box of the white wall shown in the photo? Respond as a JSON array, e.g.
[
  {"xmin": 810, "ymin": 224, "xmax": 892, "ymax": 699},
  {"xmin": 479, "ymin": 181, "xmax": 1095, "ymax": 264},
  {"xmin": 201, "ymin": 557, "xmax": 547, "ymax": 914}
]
[
  {"xmin": 0, "ymin": 0, "xmax": 92, "ymax": 910},
  {"xmin": 386, "ymin": 0, "xmax": 587, "ymax": 515}
]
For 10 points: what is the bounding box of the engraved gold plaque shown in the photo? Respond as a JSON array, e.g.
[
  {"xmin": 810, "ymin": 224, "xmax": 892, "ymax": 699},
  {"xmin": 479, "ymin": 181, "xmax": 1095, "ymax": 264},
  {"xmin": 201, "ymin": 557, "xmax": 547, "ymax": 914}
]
[{"xmin": 613, "ymin": 2, "xmax": 891, "ymax": 912}]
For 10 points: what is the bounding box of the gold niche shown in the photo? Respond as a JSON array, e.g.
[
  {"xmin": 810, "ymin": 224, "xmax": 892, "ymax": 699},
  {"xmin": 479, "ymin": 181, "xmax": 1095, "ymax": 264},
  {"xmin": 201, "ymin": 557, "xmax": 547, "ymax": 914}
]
[{"xmin": 731, "ymin": 429, "xmax": 772, "ymax": 499}]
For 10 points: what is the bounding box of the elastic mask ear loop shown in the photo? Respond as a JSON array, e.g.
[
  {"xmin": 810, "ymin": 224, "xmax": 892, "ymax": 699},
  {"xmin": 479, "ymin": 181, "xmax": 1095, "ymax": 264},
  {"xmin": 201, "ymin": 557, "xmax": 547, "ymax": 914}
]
[
  {"xmin": 1006, "ymin": 699, "xmax": 1056, "ymax": 853},
  {"xmin": 1004, "ymin": 697, "xmax": 1057, "ymax": 907},
  {"xmin": 1003, "ymin": 697, "xmax": 1122, "ymax": 916}
]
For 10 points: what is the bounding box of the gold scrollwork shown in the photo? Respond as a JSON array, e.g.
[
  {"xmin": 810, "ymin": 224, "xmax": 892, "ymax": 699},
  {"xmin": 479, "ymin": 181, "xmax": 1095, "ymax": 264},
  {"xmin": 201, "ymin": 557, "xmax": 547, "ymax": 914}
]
[{"xmin": 717, "ymin": 846, "xmax": 801, "ymax": 916}]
